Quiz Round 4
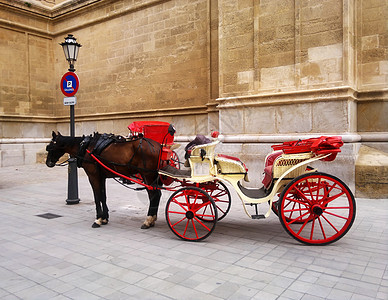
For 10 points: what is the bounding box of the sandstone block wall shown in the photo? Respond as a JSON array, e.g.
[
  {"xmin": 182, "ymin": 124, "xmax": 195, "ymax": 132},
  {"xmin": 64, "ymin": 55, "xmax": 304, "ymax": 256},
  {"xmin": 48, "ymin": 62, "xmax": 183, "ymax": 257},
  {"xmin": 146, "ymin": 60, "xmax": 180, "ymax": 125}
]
[{"xmin": 0, "ymin": 0, "xmax": 387, "ymax": 196}]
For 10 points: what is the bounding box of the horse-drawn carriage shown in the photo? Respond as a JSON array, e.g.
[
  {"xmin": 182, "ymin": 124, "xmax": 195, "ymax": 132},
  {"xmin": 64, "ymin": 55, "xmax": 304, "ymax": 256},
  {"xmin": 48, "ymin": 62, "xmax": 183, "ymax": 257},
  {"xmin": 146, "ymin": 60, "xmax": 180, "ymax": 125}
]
[{"xmin": 46, "ymin": 121, "xmax": 355, "ymax": 245}]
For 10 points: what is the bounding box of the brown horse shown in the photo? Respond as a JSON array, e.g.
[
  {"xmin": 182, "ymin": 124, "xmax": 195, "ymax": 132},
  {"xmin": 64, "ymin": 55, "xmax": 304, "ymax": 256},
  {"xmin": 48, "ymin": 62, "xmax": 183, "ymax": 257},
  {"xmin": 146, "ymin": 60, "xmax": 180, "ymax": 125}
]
[{"xmin": 46, "ymin": 131, "xmax": 162, "ymax": 229}]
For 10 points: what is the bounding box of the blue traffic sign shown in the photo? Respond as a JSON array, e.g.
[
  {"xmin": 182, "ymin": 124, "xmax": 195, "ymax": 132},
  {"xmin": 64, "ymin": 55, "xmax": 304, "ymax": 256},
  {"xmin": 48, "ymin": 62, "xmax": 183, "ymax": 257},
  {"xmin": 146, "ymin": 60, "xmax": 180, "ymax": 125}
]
[{"xmin": 60, "ymin": 72, "xmax": 79, "ymax": 97}]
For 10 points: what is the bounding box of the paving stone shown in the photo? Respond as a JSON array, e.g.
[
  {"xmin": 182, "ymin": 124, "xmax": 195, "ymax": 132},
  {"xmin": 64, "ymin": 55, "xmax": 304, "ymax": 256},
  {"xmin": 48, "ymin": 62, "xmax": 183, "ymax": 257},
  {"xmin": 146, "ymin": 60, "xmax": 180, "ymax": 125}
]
[{"xmin": 0, "ymin": 164, "xmax": 387, "ymax": 300}]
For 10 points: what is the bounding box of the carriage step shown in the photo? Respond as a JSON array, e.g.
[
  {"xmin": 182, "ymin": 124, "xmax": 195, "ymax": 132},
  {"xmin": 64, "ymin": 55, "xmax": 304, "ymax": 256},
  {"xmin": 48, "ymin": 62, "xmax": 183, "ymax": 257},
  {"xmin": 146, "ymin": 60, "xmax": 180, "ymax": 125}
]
[{"xmin": 251, "ymin": 214, "xmax": 265, "ymax": 219}]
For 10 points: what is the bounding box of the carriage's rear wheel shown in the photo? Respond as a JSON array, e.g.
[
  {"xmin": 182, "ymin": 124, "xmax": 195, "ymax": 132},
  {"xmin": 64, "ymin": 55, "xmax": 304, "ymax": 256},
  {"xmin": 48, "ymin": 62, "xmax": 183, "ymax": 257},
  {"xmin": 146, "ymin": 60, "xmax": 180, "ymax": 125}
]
[
  {"xmin": 165, "ymin": 187, "xmax": 218, "ymax": 241},
  {"xmin": 278, "ymin": 172, "xmax": 355, "ymax": 245},
  {"xmin": 271, "ymin": 166, "xmax": 314, "ymax": 221},
  {"xmin": 169, "ymin": 150, "xmax": 181, "ymax": 169}
]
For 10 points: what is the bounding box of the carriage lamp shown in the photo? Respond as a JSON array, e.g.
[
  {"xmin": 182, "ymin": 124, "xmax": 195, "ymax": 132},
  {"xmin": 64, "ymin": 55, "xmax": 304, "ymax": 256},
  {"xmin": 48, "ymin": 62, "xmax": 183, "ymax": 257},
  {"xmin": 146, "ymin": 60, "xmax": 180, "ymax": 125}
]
[{"xmin": 60, "ymin": 34, "xmax": 82, "ymax": 72}]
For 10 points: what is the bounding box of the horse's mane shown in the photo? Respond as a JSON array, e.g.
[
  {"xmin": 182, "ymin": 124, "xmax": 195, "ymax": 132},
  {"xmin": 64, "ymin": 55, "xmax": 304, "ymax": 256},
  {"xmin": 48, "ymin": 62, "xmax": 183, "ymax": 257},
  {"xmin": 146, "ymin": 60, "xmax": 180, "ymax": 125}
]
[{"xmin": 57, "ymin": 135, "xmax": 84, "ymax": 145}]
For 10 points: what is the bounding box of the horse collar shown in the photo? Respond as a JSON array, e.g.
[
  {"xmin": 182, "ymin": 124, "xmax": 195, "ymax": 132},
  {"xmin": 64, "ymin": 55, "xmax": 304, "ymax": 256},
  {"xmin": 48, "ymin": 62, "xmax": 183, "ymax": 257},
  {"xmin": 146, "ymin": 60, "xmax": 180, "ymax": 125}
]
[{"xmin": 77, "ymin": 135, "xmax": 92, "ymax": 167}]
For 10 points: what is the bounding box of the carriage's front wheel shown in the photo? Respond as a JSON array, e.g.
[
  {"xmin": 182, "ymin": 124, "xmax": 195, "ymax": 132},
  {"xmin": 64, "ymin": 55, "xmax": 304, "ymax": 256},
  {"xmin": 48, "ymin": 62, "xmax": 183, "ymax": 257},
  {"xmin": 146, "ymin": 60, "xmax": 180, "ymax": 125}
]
[
  {"xmin": 278, "ymin": 172, "xmax": 355, "ymax": 245},
  {"xmin": 165, "ymin": 187, "xmax": 218, "ymax": 241},
  {"xmin": 200, "ymin": 181, "xmax": 231, "ymax": 221}
]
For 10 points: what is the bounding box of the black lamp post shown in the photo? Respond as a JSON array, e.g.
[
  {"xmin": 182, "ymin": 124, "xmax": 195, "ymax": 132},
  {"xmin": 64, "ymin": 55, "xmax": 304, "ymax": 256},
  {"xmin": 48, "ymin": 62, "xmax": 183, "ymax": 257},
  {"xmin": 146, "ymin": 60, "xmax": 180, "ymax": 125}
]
[{"xmin": 60, "ymin": 34, "xmax": 81, "ymax": 205}]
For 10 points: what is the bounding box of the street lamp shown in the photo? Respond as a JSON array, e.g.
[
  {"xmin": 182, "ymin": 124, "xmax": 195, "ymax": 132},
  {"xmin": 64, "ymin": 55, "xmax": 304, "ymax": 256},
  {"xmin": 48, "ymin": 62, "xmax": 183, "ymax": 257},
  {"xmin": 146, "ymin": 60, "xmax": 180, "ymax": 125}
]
[
  {"xmin": 60, "ymin": 34, "xmax": 81, "ymax": 205},
  {"xmin": 60, "ymin": 34, "xmax": 82, "ymax": 72}
]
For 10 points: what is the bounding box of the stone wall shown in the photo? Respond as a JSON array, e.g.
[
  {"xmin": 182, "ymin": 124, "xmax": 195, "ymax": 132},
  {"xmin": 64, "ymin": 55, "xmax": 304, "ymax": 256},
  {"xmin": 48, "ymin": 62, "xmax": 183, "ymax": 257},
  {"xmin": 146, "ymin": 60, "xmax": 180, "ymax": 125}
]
[
  {"xmin": 51, "ymin": 0, "xmax": 211, "ymax": 120},
  {"xmin": 0, "ymin": 0, "xmax": 387, "ymax": 196}
]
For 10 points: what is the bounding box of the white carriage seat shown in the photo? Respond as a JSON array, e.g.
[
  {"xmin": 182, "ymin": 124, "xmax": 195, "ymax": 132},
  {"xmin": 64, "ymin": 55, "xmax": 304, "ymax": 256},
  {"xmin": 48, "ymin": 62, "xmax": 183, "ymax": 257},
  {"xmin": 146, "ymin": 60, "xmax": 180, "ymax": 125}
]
[
  {"xmin": 189, "ymin": 140, "xmax": 219, "ymax": 157},
  {"xmin": 188, "ymin": 140, "xmax": 220, "ymax": 177},
  {"xmin": 215, "ymin": 154, "xmax": 249, "ymax": 182},
  {"xmin": 159, "ymin": 140, "xmax": 220, "ymax": 180}
]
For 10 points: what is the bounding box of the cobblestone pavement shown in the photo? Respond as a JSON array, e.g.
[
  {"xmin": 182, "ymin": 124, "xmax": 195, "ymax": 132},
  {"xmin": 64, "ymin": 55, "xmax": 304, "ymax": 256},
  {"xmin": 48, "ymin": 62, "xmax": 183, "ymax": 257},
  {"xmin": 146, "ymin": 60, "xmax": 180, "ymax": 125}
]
[{"xmin": 1, "ymin": 164, "xmax": 387, "ymax": 300}]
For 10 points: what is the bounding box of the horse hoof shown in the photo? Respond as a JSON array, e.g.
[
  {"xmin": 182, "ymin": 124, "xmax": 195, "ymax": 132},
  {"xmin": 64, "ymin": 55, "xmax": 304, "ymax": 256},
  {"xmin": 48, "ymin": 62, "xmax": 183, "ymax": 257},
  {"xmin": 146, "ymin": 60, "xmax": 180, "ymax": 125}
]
[
  {"xmin": 141, "ymin": 223, "xmax": 155, "ymax": 229},
  {"xmin": 102, "ymin": 219, "xmax": 109, "ymax": 225},
  {"xmin": 92, "ymin": 222, "xmax": 101, "ymax": 228},
  {"xmin": 141, "ymin": 215, "xmax": 157, "ymax": 229}
]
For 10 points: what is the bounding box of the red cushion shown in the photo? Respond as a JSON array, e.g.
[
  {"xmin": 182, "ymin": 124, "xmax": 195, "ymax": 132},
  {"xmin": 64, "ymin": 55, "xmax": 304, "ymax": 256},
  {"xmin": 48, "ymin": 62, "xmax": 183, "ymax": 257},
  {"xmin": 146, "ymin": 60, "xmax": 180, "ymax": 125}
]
[
  {"xmin": 265, "ymin": 151, "xmax": 282, "ymax": 167},
  {"xmin": 217, "ymin": 154, "xmax": 248, "ymax": 172},
  {"xmin": 262, "ymin": 151, "xmax": 282, "ymax": 188}
]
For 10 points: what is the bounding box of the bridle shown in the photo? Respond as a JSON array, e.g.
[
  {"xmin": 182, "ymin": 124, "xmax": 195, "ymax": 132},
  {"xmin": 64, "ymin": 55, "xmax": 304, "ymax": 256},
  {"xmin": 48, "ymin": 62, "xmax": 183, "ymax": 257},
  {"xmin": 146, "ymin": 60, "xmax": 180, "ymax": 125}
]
[{"xmin": 46, "ymin": 141, "xmax": 69, "ymax": 166}]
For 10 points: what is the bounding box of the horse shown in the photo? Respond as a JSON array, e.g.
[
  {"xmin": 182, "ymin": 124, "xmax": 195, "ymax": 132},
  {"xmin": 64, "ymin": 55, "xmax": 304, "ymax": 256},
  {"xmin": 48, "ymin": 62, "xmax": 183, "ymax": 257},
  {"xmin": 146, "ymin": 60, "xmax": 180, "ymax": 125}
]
[{"xmin": 45, "ymin": 131, "xmax": 162, "ymax": 229}]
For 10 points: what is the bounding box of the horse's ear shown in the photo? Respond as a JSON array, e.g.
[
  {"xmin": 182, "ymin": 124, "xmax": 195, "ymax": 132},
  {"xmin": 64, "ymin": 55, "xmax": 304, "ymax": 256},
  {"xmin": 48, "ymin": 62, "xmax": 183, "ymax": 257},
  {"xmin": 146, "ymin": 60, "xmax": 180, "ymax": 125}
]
[{"xmin": 52, "ymin": 131, "xmax": 57, "ymax": 139}]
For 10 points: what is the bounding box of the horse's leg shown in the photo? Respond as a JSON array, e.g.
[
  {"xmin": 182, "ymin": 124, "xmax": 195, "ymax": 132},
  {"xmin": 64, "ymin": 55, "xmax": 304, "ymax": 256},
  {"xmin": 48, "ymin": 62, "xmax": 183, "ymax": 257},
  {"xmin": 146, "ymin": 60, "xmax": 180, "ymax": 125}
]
[
  {"xmin": 88, "ymin": 173, "xmax": 107, "ymax": 228},
  {"xmin": 100, "ymin": 177, "xmax": 109, "ymax": 225},
  {"xmin": 141, "ymin": 188, "xmax": 161, "ymax": 229}
]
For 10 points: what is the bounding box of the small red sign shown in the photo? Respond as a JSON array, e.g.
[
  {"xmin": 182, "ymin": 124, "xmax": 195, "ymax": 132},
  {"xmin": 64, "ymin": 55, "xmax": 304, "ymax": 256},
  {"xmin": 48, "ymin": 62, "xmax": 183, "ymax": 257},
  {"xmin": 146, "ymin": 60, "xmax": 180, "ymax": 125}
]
[{"xmin": 60, "ymin": 72, "xmax": 79, "ymax": 97}]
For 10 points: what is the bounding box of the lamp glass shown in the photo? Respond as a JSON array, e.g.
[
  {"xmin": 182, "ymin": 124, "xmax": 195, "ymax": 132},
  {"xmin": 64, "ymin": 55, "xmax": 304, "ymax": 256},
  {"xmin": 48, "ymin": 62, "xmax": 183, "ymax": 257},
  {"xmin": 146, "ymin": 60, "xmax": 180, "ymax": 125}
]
[{"xmin": 62, "ymin": 45, "xmax": 70, "ymax": 61}]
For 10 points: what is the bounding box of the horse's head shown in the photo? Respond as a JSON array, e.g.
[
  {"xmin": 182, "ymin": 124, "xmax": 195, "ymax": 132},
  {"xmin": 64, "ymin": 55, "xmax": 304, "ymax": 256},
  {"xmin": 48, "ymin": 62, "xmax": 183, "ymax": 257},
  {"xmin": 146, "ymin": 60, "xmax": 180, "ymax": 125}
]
[{"xmin": 46, "ymin": 131, "xmax": 66, "ymax": 168}]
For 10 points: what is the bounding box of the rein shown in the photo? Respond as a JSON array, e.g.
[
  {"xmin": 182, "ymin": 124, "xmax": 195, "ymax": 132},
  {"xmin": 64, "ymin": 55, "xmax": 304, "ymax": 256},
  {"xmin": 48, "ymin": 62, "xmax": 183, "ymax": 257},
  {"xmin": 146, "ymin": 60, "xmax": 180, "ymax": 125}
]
[{"xmin": 86, "ymin": 149, "xmax": 159, "ymax": 190}]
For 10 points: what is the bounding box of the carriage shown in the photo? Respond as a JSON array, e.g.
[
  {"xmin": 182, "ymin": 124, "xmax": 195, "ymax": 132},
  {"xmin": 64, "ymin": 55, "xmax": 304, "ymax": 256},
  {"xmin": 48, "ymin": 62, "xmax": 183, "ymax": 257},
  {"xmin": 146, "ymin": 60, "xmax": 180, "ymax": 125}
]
[
  {"xmin": 46, "ymin": 122, "xmax": 355, "ymax": 245},
  {"xmin": 126, "ymin": 122, "xmax": 356, "ymax": 245}
]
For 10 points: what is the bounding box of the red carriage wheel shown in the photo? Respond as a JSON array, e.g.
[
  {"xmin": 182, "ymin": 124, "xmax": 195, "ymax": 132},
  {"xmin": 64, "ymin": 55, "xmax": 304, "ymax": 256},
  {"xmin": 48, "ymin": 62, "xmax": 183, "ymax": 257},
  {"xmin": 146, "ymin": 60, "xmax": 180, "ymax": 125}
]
[
  {"xmin": 200, "ymin": 181, "xmax": 231, "ymax": 221},
  {"xmin": 165, "ymin": 187, "xmax": 218, "ymax": 241},
  {"xmin": 271, "ymin": 166, "xmax": 314, "ymax": 220},
  {"xmin": 272, "ymin": 177, "xmax": 329, "ymax": 224},
  {"xmin": 278, "ymin": 172, "xmax": 355, "ymax": 245},
  {"xmin": 169, "ymin": 150, "xmax": 181, "ymax": 169}
]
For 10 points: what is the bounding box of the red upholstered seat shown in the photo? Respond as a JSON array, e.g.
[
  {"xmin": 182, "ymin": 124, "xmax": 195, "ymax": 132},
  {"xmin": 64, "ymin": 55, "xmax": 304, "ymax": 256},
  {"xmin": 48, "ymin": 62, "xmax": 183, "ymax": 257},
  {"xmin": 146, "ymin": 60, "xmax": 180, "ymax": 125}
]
[
  {"xmin": 216, "ymin": 154, "xmax": 248, "ymax": 173},
  {"xmin": 217, "ymin": 154, "xmax": 241, "ymax": 162},
  {"xmin": 262, "ymin": 151, "xmax": 282, "ymax": 189}
]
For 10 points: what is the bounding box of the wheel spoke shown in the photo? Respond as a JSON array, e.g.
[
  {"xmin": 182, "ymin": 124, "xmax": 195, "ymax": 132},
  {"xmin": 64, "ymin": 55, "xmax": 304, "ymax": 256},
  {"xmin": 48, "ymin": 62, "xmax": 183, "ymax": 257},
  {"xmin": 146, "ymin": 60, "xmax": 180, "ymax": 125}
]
[
  {"xmin": 283, "ymin": 207, "xmax": 309, "ymax": 213},
  {"xmin": 168, "ymin": 210, "xmax": 186, "ymax": 216},
  {"xmin": 191, "ymin": 201, "xmax": 212, "ymax": 213},
  {"xmin": 171, "ymin": 199, "xmax": 188, "ymax": 212},
  {"xmin": 296, "ymin": 219, "xmax": 309, "ymax": 235},
  {"xmin": 215, "ymin": 204, "xmax": 226, "ymax": 215},
  {"xmin": 286, "ymin": 211, "xmax": 311, "ymax": 225},
  {"xmin": 193, "ymin": 217, "xmax": 213, "ymax": 231},
  {"xmin": 284, "ymin": 196, "xmax": 309, "ymax": 207},
  {"xmin": 310, "ymin": 218, "xmax": 316, "ymax": 240},
  {"xmin": 306, "ymin": 180, "xmax": 316, "ymax": 202},
  {"xmin": 321, "ymin": 214, "xmax": 340, "ymax": 233},
  {"xmin": 171, "ymin": 215, "xmax": 187, "ymax": 228},
  {"xmin": 324, "ymin": 191, "xmax": 346, "ymax": 205},
  {"xmin": 183, "ymin": 219, "xmax": 190, "ymax": 237},
  {"xmin": 323, "ymin": 210, "xmax": 349, "ymax": 220},
  {"xmin": 191, "ymin": 192, "xmax": 199, "ymax": 209},
  {"xmin": 316, "ymin": 177, "xmax": 322, "ymax": 202},
  {"xmin": 191, "ymin": 219, "xmax": 199, "ymax": 239},
  {"xmin": 288, "ymin": 201, "xmax": 297, "ymax": 220},
  {"xmin": 318, "ymin": 216, "xmax": 327, "ymax": 239}
]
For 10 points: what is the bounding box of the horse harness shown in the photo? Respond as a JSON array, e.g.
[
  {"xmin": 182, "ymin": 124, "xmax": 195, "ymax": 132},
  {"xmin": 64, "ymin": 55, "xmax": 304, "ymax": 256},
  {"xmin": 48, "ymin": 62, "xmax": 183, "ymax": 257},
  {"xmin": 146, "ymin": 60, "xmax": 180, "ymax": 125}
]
[{"xmin": 77, "ymin": 133, "xmax": 157, "ymax": 175}]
